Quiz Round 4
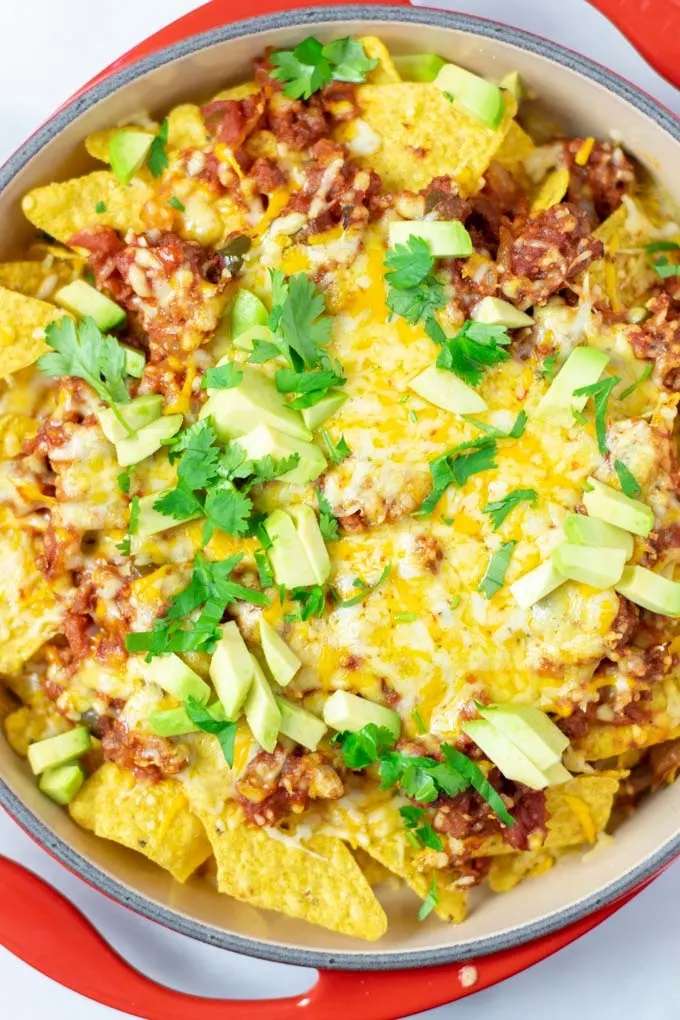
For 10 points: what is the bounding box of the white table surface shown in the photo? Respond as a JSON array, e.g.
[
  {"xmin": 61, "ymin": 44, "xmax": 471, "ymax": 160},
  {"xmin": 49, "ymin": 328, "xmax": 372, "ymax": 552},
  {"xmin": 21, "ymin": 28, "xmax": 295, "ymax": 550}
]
[{"xmin": 1, "ymin": 1, "xmax": 680, "ymax": 1017}]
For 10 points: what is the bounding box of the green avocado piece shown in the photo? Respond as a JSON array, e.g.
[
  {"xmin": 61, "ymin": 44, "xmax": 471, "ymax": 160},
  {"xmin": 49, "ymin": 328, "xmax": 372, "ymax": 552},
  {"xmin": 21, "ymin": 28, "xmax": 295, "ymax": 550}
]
[
  {"xmin": 322, "ymin": 690, "xmax": 401, "ymax": 741},
  {"xmin": 461, "ymin": 719, "xmax": 571, "ymax": 789},
  {"xmin": 232, "ymin": 288, "xmax": 269, "ymax": 340},
  {"xmin": 149, "ymin": 701, "xmax": 227, "ymax": 737},
  {"xmin": 54, "ymin": 280, "xmax": 126, "ymax": 332},
  {"xmin": 115, "ymin": 413, "xmax": 183, "ymax": 467},
  {"xmin": 499, "ymin": 70, "xmax": 523, "ymax": 100},
  {"xmin": 535, "ymin": 347, "xmax": 609, "ymax": 421},
  {"xmin": 201, "ymin": 366, "xmax": 312, "ymax": 442},
  {"xmin": 27, "ymin": 727, "xmax": 92, "ymax": 776},
  {"xmin": 109, "ymin": 129, "xmax": 154, "ymax": 185},
  {"xmin": 236, "ymin": 424, "xmax": 326, "ymax": 485},
  {"xmin": 563, "ymin": 512, "xmax": 634, "ymax": 558},
  {"xmin": 301, "ymin": 390, "xmax": 348, "ymax": 431},
  {"xmin": 478, "ymin": 703, "xmax": 569, "ymax": 771},
  {"xmin": 509, "ymin": 560, "xmax": 564, "ymax": 609},
  {"xmin": 615, "ymin": 565, "xmax": 680, "ymax": 617},
  {"xmin": 434, "ymin": 63, "xmax": 506, "ymax": 129},
  {"xmin": 409, "ymin": 365, "xmax": 487, "ymax": 414},
  {"xmin": 96, "ymin": 393, "xmax": 163, "ymax": 444},
  {"xmin": 209, "ymin": 622, "xmax": 255, "ymax": 718},
  {"xmin": 134, "ymin": 488, "xmax": 201, "ymax": 543},
  {"xmin": 275, "ymin": 697, "xmax": 327, "ymax": 751},
  {"xmin": 582, "ymin": 477, "xmax": 654, "ymax": 538},
  {"xmin": 392, "ymin": 53, "xmax": 445, "ymax": 82},
  {"xmin": 472, "ymin": 296, "xmax": 533, "ymax": 329},
  {"xmin": 552, "ymin": 542, "xmax": 626, "ymax": 589},
  {"xmin": 264, "ymin": 509, "xmax": 319, "ymax": 588},
  {"xmin": 39, "ymin": 762, "xmax": 86, "ymax": 805},
  {"xmin": 388, "ymin": 219, "xmax": 472, "ymax": 258},
  {"xmin": 289, "ymin": 506, "xmax": 331, "ymax": 585},
  {"xmin": 121, "ymin": 344, "xmax": 146, "ymax": 378},
  {"xmin": 143, "ymin": 653, "xmax": 210, "ymax": 705},
  {"xmin": 260, "ymin": 618, "xmax": 300, "ymax": 687},
  {"xmin": 244, "ymin": 655, "xmax": 281, "ymax": 752}
]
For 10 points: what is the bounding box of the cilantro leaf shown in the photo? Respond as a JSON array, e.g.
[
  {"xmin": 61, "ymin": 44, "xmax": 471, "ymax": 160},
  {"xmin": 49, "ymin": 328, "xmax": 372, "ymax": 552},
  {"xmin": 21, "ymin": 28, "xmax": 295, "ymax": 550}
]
[
  {"xmin": 270, "ymin": 36, "xmax": 377, "ymax": 99},
  {"xmin": 184, "ymin": 695, "xmax": 237, "ymax": 766},
  {"xmin": 336, "ymin": 723, "xmax": 395, "ymax": 770},
  {"xmin": 317, "ymin": 487, "xmax": 339, "ymax": 541},
  {"xmin": 614, "ymin": 460, "xmax": 641, "ymax": 499},
  {"xmin": 332, "ymin": 564, "xmax": 391, "ymax": 608},
  {"xmin": 203, "ymin": 483, "xmax": 252, "ymax": 540},
  {"xmin": 645, "ymin": 241, "xmax": 680, "ymax": 253},
  {"xmin": 38, "ymin": 317, "xmax": 132, "ymax": 430},
  {"xmin": 387, "ymin": 277, "xmax": 445, "ymax": 325},
  {"xmin": 117, "ymin": 469, "xmax": 131, "ymax": 494},
  {"xmin": 153, "ymin": 484, "xmax": 203, "ymax": 522},
  {"xmin": 482, "ymin": 487, "xmax": 537, "ymax": 530},
  {"xmin": 242, "ymin": 453, "xmax": 301, "ymax": 489},
  {"xmin": 573, "ymin": 375, "xmax": 621, "ymax": 455},
  {"xmin": 478, "ymin": 541, "xmax": 516, "ymax": 599},
  {"xmin": 648, "ymin": 252, "xmax": 680, "ymax": 278},
  {"xmin": 278, "ymin": 273, "xmax": 332, "ymax": 368},
  {"xmin": 441, "ymin": 745, "xmax": 515, "ymax": 828},
  {"xmin": 283, "ymin": 584, "xmax": 326, "ymax": 622},
  {"xmin": 416, "ymin": 438, "xmax": 497, "ymax": 516},
  {"xmin": 321, "ymin": 37, "xmax": 378, "ymax": 82},
  {"xmin": 384, "ymin": 237, "xmax": 435, "ymax": 289},
  {"xmin": 176, "ymin": 421, "xmax": 221, "ymax": 490},
  {"xmin": 248, "ymin": 339, "xmax": 283, "ymax": 364},
  {"xmin": 399, "ymin": 806, "xmax": 444, "ymax": 851},
  {"xmin": 508, "ymin": 410, "xmax": 528, "ymax": 439},
  {"xmin": 95, "ymin": 200, "xmax": 107, "ymax": 214},
  {"xmin": 147, "ymin": 119, "xmax": 169, "ymax": 178},
  {"xmin": 462, "ymin": 409, "xmax": 527, "ymax": 440},
  {"xmin": 321, "ymin": 429, "xmax": 352, "ymax": 464},
  {"xmin": 418, "ymin": 875, "xmax": 439, "ymax": 922},
  {"xmin": 255, "ymin": 548, "xmax": 274, "ymax": 588},
  {"xmin": 618, "ymin": 363, "xmax": 652, "ymax": 400},
  {"xmin": 541, "ymin": 354, "xmax": 557, "ymax": 380},
  {"xmin": 434, "ymin": 319, "xmax": 511, "ymax": 388},
  {"xmin": 276, "ymin": 367, "xmax": 345, "ymax": 408},
  {"xmin": 202, "ymin": 362, "xmax": 244, "ymax": 390},
  {"xmin": 168, "ymin": 195, "xmax": 185, "ymax": 211}
]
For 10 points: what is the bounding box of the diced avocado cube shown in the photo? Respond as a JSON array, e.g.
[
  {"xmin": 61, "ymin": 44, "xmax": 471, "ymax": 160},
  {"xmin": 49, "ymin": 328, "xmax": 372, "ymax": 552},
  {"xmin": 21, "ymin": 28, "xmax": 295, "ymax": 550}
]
[
  {"xmin": 535, "ymin": 346, "xmax": 609, "ymax": 421},
  {"xmin": 39, "ymin": 762, "xmax": 86, "ymax": 805},
  {"xmin": 200, "ymin": 366, "xmax": 312, "ymax": 442},
  {"xmin": 54, "ymin": 280, "xmax": 126, "ymax": 332},
  {"xmin": 27, "ymin": 727, "xmax": 92, "ymax": 776},
  {"xmin": 142, "ymin": 653, "xmax": 210, "ymax": 705},
  {"xmin": 510, "ymin": 559, "xmax": 565, "ymax": 609},
  {"xmin": 478, "ymin": 703, "xmax": 569, "ymax": 771},
  {"xmin": 232, "ymin": 288, "xmax": 269, "ymax": 340},
  {"xmin": 115, "ymin": 413, "xmax": 183, "ymax": 467},
  {"xmin": 209, "ymin": 622, "xmax": 255, "ymax": 718},
  {"xmin": 96, "ymin": 393, "xmax": 163, "ymax": 444},
  {"xmin": 301, "ymin": 390, "xmax": 347, "ymax": 431},
  {"xmin": 109, "ymin": 129, "xmax": 154, "ymax": 185},
  {"xmin": 582, "ymin": 477, "xmax": 654, "ymax": 538},
  {"xmin": 472, "ymin": 296, "xmax": 533, "ymax": 329},
  {"xmin": 322, "ymin": 690, "xmax": 401, "ymax": 741},
  {"xmin": 499, "ymin": 70, "xmax": 523, "ymax": 100},
  {"xmin": 149, "ymin": 701, "xmax": 227, "ymax": 737},
  {"xmin": 122, "ymin": 344, "xmax": 146, "ymax": 378},
  {"xmin": 615, "ymin": 566, "xmax": 680, "ymax": 617},
  {"xmin": 409, "ymin": 365, "xmax": 487, "ymax": 414},
  {"xmin": 260, "ymin": 618, "xmax": 300, "ymax": 687},
  {"xmin": 289, "ymin": 506, "xmax": 331, "ymax": 585},
  {"xmin": 244, "ymin": 655, "xmax": 281, "ymax": 752},
  {"xmin": 392, "ymin": 53, "xmax": 445, "ymax": 82},
  {"xmin": 235, "ymin": 425, "xmax": 326, "ymax": 485},
  {"xmin": 388, "ymin": 219, "xmax": 473, "ymax": 258},
  {"xmin": 552, "ymin": 543, "xmax": 626, "ymax": 589},
  {"xmin": 434, "ymin": 63, "xmax": 506, "ymax": 129},
  {"xmin": 265, "ymin": 510, "xmax": 319, "ymax": 588},
  {"xmin": 275, "ymin": 696, "xmax": 327, "ymax": 751},
  {"xmin": 134, "ymin": 488, "xmax": 201, "ymax": 542},
  {"xmin": 563, "ymin": 512, "xmax": 634, "ymax": 558},
  {"xmin": 461, "ymin": 718, "xmax": 570, "ymax": 789}
]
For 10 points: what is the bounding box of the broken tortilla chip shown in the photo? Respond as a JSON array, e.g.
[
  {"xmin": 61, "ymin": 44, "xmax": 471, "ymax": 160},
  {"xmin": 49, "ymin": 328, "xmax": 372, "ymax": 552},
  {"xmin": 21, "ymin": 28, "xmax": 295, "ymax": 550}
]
[
  {"xmin": 488, "ymin": 848, "xmax": 560, "ymax": 893},
  {"xmin": 3, "ymin": 702, "xmax": 70, "ymax": 757},
  {"xmin": 531, "ymin": 167, "xmax": 570, "ymax": 213},
  {"xmin": 69, "ymin": 761, "xmax": 212, "ymax": 882},
  {"xmin": 0, "ymin": 286, "xmax": 65, "ymax": 378},
  {"xmin": 335, "ymin": 82, "xmax": 516, "ymax": 194},
  {"xmin": 358, "ymin": 36, "xmax": 402, "ymax": 83},
  {"xmin": 0, "ymin": 260, "xmax": 77, "ymax": 302},
  {"xmin": 0, "ymin": 529, "xmax": 62, "ymax": 673},
  {"xmin": 194, "ymin": 802, "xmax": 388, "ymax": 940},
  {"xmin": 495, "ymin": 121, "xmax": 535, "ymax": 185},
  {"xmin": 86, "ymin": 105, "xmax": 208, "ymax": 165},
  {"xmin": 22, "ymin": 171, "xmax": 152, "ymax": 245}
]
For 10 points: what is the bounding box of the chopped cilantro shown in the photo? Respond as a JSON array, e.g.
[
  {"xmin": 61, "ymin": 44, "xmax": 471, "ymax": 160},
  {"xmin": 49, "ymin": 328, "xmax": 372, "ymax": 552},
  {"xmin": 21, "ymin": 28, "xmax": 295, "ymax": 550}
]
[
  {"xmin": 116, "ymin": 496, "xmax": 137, "ymax": 556},
  {"xmin": 482, "ymin": 488, "xmax": 537, "ymax": 530},
  {"xmin": 332, "ymin": 564, "xmax": 391, "ymax": 608},
  {"xmin": 418, "ymin": 874, "xmax": 439, "ymax": 921},
  {"xmin": 399, "ymin": 805, "xmax": 444, "ymax": 851},
  {"xmin": 184, "ymin": 695, "xmax": 237, "ymax": 765},
  {"xmin": 614, "ymin": 460, "xmax": 641, "ymax": 499},
  {"xmin": 270, "ymin": 271, "xmax": 332, "ymax": 369},
  {"xmin": 619, "ymin": 363, "xmax": 652, "ymax": 400},
  {"xmin": 645, "ymin": 241, "xmax": 680, "ymax": 278},
  {"xmin": 384, "ymin": 236, "xmax": 434, "ymax": 289},
  {"xmin": 147, "ymin": 119, "xmax": 169, "ymax": 178},
  {"xmin": 463, "ymin": 409, "xmax": 527, "ymax": 440},
  {"xmin": 254, "ymin": 548, "xmax": 274, "ymax": 589},
  {"xmin": 416, "ymin": 438, "xmax": 498, "ymax": 516},
  {"xmin": 38, "ymin": 317, "xmax": 132, "ymax": 434},
  {"xmin": 450, "ymin": 594, "xmax": 461, "ymax": 610},
  {"xmin": 317, "ymin": 487, "xmax": 339, "ymax": 541},
  {"xmin": 508, "ymin": 410, "xmax": 528, "ymax": 439},
  {"xmin": 275, "ymin": 366, "xmax": 345, "ymax": 408},
  {"xmin": 573, "ymin": 375, "xmax": 621, "ymax": 455},
  {"xmin": 541, "ymin": 354, "xmax": 557, "ymax": 380},
  {"xmin": 645, "ymin": 241, "xmax": 680, "ymax": 253},
  {"xmin": 411, "ymin": 708, "xmax": 426, "ymax": 733},
  {"xmin": 270, "ymin": 36, "xmax": 377, "ymax": 100},
  {"xmin": 202, "ymin": 484, "xmax": 252, "ymax": 544},
  {"xmin": 478, "ymin": 540, "xmax": 516, "ymax": 599},
  {"xmin": 283, "ymin": 584, "xmax": 326, "ymax": 622},
  {"xmin": 168, "ymin": 196, "xmax": 185, "ymax": 211},
  {"xmin": 117, "ymin": 469, "xmax": 131, "ymax": 494},
  {"xmin": 431, "ymin": 318, "xmax": 511, "ymax": 388},
  {"xmin": 201, "ymin": 362, "xmax": 244, "ymax": 390},
  {"xmin": 321, "ymin": 429, "xmax": 351, "ymax": 464},
  {"xmin": 395, "ymin": 612, "xmax": 418, "ymax": 623},
  {"xmin": 571, "ymin": 407, "xmax": 588, "ymax": 424},
  {"xmin": 335, "ymin": 723, "xmax": 395, "ymax": 770},
  {"xmin": 94, "ymin": 200, "xmax": 107, "ymax": 213}
]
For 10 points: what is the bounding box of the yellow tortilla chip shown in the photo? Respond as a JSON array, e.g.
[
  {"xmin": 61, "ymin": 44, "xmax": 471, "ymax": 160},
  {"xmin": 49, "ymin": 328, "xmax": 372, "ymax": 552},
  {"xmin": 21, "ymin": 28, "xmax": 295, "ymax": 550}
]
[
  {"xmin": 335, "ymin": 83, "xmax": 516, "ymax": 194},
  {"xmin": 576, "ymin": 721, "xmax": 680, "ymax": 761},
  {"xmin": 488, "ymin": 849, "xmax": 559, "ymax": 893},
  {"xmin": 86, "ymin": 106, "xmax": 207, "ymax": 165},
  {"xmin": 495, "ymin": 121, "xmax": 535, "ymax": 184},
  {"xmin": 531, "ymin": 167, "xmax": 570, "ymax": 213},
  {"xmin": 472, "ymin": 775, "xmax": 621, "ymax": 857},
  {"xmin": 0, "ymin": 529, "xmax": 62, "ymax": 673},
  {"xmin": 0, "ymin": 413, "xmax": 38, "ymax": 458},
  {"xmin": 22, "ymin": 171, "xmax": 152, "ymax": 245},
  {"xmin": 0, "ymin": 260, "xmax": 77, "ymax": 301},
  {"xmin": 3, "ymin": 703, "xmax": 70, "ymax": 757},
  {"xmin": 212, "ymin": 82, "xmax": 259, "ymax": 103},
  {"xmin": 0, "ymin": 286, "xmax": 64, "ymax": 378},
  {"xmin": 358, "ymin": 36, "xmax": 402, "ymax": 83},
  {"xmin": 69, "ymin": 762, "xmax": 212, "ymax": 882},
  {"xmin": 195, "ymin": 802, "xmax": 387, "ymax": 940}
]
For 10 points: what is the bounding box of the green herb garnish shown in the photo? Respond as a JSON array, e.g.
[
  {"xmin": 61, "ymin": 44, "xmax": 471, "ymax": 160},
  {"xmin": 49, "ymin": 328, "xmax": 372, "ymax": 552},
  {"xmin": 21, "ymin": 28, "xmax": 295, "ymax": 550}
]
[
  {"xmin": 430, "ymin": 319, "xmax": 511, "ymax": 388},
  {"xmin": 614, "ymin": 460, "xmax": 641, "ymax": 499},
  {"xmin": 321, "ymin": 429, "xmax": 352, "ymax": 464},
  {"xmin": 147, "ymin": 119, "xmax": 169, "ymax": 178},
  {"xmin": 94, "ymin": 200, "xmax": 107, "ymax": 213},
  {"xmin": 482, "ymin": 488, "xmax": 537, "ymax": 530},
  {"xmin": 184, "ymin": 695, "xmax": 237, "ymax": 765},
  {"xmin": 416, "ymin": 438, "xmax": 498, "ymax": 516},
  {"xmin": 168, "ymin": 196, "xmax": 185, "ymax": 211},
  {"xmin": 332, "ymin": 564, "xmax": 391, "ymax": 608},
  {"xmin": 478, "ymin": 541, "xmax": 516, "ymax": 599},
  {"xmin": 270, "ymin": 36, "xmax": 377, "ymax": 100},
  {"xmin": 573, "ymin": 375, "xmax": 621, "ymax": 455},
  {"xmin": 317, "ymin": 487, "xmax": 339, "ymax": 541},
  {"xmin": 384, "ymin": 237, "xmax": 446, "ymax": 326},
  {"xmin": 201, "ymin": 362, "xmax": 244, "ymax": 390},
  {"xmin": 418, "ymin": 875, "xmax": 439, "ymax": 921},
  {"xmin": 619, "ymin": 363, "xmax": 652, "ymax": 400}
]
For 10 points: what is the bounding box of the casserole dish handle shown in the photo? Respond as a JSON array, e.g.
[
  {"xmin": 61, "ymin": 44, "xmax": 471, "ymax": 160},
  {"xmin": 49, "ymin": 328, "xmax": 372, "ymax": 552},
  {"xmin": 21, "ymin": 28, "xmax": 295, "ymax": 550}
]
[{"xmin": 0, "ymin": 856, "xmax": 657, "ymax": 1020}]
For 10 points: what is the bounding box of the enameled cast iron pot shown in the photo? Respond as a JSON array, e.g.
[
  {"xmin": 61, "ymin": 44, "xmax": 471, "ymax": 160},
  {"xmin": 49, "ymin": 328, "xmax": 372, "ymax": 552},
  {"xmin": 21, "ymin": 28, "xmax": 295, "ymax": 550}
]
[{"xmin": 1, "ymin": 1, "xmax": 679, "ymax": 1015}]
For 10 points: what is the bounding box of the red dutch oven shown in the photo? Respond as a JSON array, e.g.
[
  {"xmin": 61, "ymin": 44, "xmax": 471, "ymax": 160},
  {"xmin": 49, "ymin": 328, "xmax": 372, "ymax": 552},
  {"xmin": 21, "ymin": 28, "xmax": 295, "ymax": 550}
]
[{"xmin": 1, "ymin": 1, "xmax": 679, "ymax": 1017}]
